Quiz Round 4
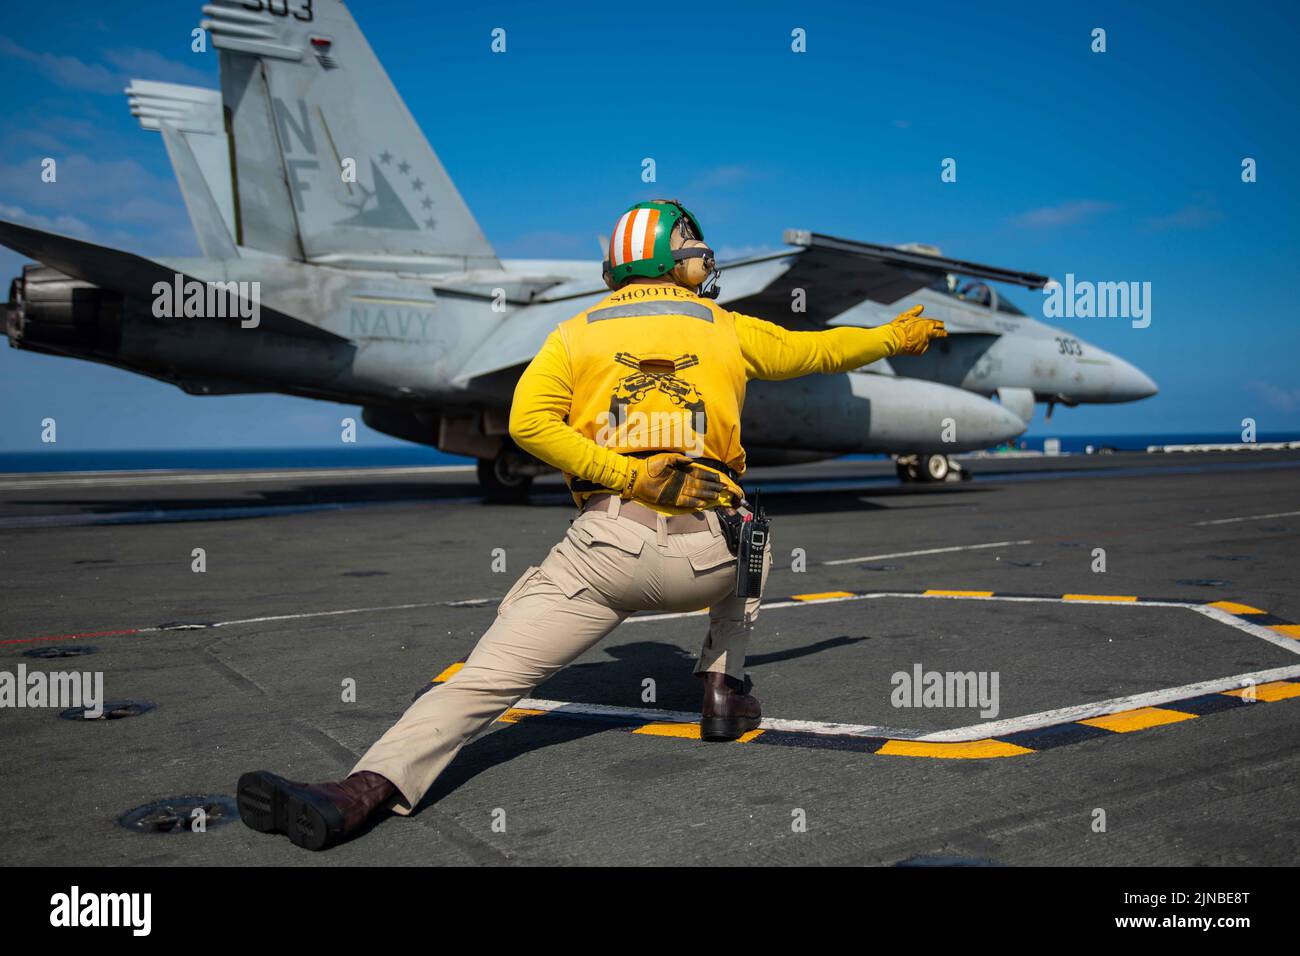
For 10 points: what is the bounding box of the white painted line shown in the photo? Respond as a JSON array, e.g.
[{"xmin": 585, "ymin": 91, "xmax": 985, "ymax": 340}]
[
  {"xmin": 1192, "ymin": 604, "xmax": 1300, "ymax": 655},
  {"xmin": 208, "ymin": 600, "xmax": 493, "ymax": 629},
  {"xmin": 511, "ymin": 660, "xmax": 1300, "ymax": 745},
  {"xmin": 1192, "ymin": 509, "xmax": 1300, "ymax": 526},
  {"xmin": 917, "ymin": 663, "xmax": 1300, "ymax": 742},
  {"xmin": 612, "ymin": 591, "xmax": 1300, "ymax": 743},
  {"xmin": 511, "ymin": 696, "xmax": 907, "ymax": 738},
  {"xmin": 0, "ymin": 464, "xmax": 475, "ymax": 491},
  {"xmin": 821, "ymin": 540, "xmax": 1033, "ymax": 566},
  {"xmin": 722, "ymin": 591, "xmax": 1300, "ymax": 656},
  {"xmin": 620, "ymin": 591, "xmax": 1170, "ymax": 624}
]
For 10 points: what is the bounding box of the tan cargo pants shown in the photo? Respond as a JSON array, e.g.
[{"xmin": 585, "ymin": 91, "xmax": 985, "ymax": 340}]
[{"xmin": 353, "ymin": 498, "xmax": 772, "ymax": 814}]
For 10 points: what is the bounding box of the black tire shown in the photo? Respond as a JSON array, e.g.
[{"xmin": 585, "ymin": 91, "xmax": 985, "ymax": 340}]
[
  {"xmin": 918, "ymin": 454, "xmax": 950, "ymax": 483},
  {"xmin": 477, "ymin": 454, "xmax": 534, "ymax": 502}
]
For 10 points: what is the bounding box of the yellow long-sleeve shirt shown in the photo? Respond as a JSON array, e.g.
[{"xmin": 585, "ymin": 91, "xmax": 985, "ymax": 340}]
[{"xmin": 508, "ymin": 281, "xmax": 904, "ymax": 509}]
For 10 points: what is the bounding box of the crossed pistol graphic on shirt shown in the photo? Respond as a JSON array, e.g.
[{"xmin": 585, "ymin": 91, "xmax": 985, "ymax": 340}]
[{"xmin": 608, "ymin": 351, "xmax": 708, "ymax": 434}]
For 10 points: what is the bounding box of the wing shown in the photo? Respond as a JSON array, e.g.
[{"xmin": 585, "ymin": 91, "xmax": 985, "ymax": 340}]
[{"xmin": 722, "ymin": 230, "xmax": 1049, "ymax": 325}]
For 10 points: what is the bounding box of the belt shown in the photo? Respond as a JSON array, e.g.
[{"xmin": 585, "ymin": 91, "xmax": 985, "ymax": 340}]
[
  {"xmin": 581, "ymin": 494, "xmax": 712, "ymax": 534},
  {"xmin": 568, "ymin": 453, "xmax": 742, "ymax": 494}
]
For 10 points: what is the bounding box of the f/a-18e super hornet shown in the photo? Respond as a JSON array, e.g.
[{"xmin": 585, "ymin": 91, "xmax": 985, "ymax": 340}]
[{"xmin": 2, "ymin": 0, "xmax": 1154, "ymax": 497}]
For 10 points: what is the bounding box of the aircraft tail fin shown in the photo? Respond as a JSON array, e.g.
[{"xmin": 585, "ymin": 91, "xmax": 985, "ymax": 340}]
[
  {"xmin": 201, "ymin": 0, "xmax": 499, "ymax": 271},
  {"xmin": 126, "ymin": 80, "xmax": 238, "ymax": 260}
]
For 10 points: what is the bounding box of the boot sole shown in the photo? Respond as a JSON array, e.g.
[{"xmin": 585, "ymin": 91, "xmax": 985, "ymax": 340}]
[
  {"xmin": 700, "ymin": 715, "xmax": 761, "ymax": 742},
  {"xmin": 237, "ymin": 771, "xmax": 344, "ymax": 851}
]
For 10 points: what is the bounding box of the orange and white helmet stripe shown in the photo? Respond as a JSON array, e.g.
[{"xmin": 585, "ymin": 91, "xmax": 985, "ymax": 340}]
[{"xmin": 608, "ymin": 206, "xmax": 661, "ymax": 267}]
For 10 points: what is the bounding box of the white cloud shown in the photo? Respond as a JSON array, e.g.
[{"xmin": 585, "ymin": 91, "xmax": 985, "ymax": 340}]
[
  {"xmin": 1143, "ymin": 204, "xmax": 1220, "ymax": 232},
  {"xmin": 1009, "ymin": 200, "xmax": 1116, "ymax": 229},
  {"xmin": 1248, "ymin": 380, "xmax": 1300, "ymax": 413},
  {"xmin": 0, "ymin": 154, "xmax": 178, "ymax": 218},
  {"xmin": 0, "ymin": 202, "xmax": 93, "ymax": 238},
  {"xmin": 0, "ymin": 36, "xmax": 211, "ymax": 95},
  {"xmin": 0, "ymin": 153, "xmax": 196, "ymax": 258},
  {"xmin": 103, "ymin": 47, "xmax": 211, "ymax": 88}
]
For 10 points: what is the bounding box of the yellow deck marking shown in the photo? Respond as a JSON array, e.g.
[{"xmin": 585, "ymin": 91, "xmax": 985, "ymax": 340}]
[
  {"xmin": 791, "ymin": 591, "xmax": 856, "ymax": 602},
  {"xmin": 876, "ymin": 739, "xmax": 1031, "ymax": 759},
  {"xmin": 1269, "ymin": 624, "xmax": 1300, "ymax": 640},
  {"xmin": 633, "ymin": 722, "xmax": 763, "ymax": 742},
  {"xmin": 1062, "ymin": 594, "xmax": 1139, "ymax": 602},
  {"xmin": 923, "ymin": 589, "xmax": 995, "ymax": 597},
  {"xmin": 432, "ymin": 662, "xmax": 463, "ymax": 683},
  {"xmin": 1208, "ymin": 600, "xmax": 1267, "ymax": 615},
  {"xmin": 497, "ymin": 707, "xmax": 545, "ymax": 724},
  {"xmin": 1223, "ymin": 681, "xmax": 1300, "ymax": 702},
  {"xmin": 1079, "ymin": 706, "xmax": 1196, "ymax": 733},
  {"xmin": 635, "ymin": 721, "xmax": 702, "ymax": 739}
]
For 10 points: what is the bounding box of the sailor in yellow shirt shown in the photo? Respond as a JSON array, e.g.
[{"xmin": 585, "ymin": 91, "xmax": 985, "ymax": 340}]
[{"xmin": 236, "ymin": 199, "xmax": 946, "ymax": 850}]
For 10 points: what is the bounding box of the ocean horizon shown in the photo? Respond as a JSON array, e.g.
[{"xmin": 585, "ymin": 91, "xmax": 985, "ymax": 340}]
[{"xmin": 1, "ymin": 432, "xmax": 1296, "ymax": 474}]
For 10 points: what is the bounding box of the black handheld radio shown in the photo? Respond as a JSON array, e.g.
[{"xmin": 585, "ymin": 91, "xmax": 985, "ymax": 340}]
[{"xmin": 733, "ymin": 492, "xmax": 769, "ymax": 599}]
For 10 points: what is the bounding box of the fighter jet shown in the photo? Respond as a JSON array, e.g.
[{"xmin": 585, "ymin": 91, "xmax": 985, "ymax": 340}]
[
  {"xmin": 1, "ymin": 0, "xmax": 1148, "ymax": 498},
  {"xmin": 721, "ymin": 234, "xmax": 1160, "ymax": 481}
]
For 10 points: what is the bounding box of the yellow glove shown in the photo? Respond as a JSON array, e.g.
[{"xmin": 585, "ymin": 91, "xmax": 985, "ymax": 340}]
[
  {"xmin": 623, "ymin": 453, "xmax": 729, "ymax": 509},
  {"xmin": 889, "ymin": 304, "xmax": 947, "ymax": 355}
]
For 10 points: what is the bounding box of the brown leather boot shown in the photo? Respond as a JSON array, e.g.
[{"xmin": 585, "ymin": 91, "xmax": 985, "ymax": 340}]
[
  {"xmin": 237, "ymin": 769, "xmax": 396, "ymax": 850},
  {"xmin": 699, "ymin": 671, "xmax": 761, "ymax": 741}
]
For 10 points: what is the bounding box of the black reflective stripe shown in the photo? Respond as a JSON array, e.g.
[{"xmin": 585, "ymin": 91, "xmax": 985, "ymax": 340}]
[{"xmin": 586, "ymin": 301, "xmax": 714, "ymax": 323}]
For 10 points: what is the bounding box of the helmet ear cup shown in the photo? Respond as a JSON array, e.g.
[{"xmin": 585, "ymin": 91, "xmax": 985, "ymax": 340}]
[
  {"xmin": 670, "ymin": 239, "xmax": 714, "ymax": 289},
  {"xmin": 602, "ymin": 261, "xmax": 618, "ymax": 290},
  {"xmin": 671, "ymin": 256, "xmax": 711, "ymax": 288}
]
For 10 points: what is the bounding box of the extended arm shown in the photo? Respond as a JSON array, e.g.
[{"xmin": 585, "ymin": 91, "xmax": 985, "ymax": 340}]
[{"xmin": 735, "ymin": 305, "xmax": 946, "ymax": 380}]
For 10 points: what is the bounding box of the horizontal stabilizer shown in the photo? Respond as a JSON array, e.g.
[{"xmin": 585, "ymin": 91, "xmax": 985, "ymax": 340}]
[{"xmin": 0, "ymin": 219, "xmax": 345, "ymax": 343}]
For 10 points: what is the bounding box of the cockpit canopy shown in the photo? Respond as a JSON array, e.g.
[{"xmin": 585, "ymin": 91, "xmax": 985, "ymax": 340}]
[{"xmin": 927, "ymin": 276, "xmax": 1025, "ymax": 315}]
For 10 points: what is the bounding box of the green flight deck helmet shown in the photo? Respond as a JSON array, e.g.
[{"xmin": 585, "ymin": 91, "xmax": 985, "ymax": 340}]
[{"xmin": 602, "ymin": 199, "xmax": 709, "ymax": 288}]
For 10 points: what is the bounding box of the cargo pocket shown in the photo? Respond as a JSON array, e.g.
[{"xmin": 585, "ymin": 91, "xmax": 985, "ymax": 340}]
[
  {"xmin": 568, "ymin": 514, "xmax": 645, "ymax": 555},
  {"xmin": 687, "ymin": 535, "xmax": 736, "ymax": 573},
  {"xmin": 497, "ymin": 566, "xmax": 542, "ymax": 616}
]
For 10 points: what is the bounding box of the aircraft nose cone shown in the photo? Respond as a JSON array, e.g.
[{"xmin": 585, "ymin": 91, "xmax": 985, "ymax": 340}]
[{"xmin": 1114, "ymin": 357, "xmax": 1158, "ymax": 401}]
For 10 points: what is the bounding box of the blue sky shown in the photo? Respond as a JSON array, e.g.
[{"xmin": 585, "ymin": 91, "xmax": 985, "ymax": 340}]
[{"xmin": 1, "ymin": 0, "xmax": 1298, "ymax": 451}]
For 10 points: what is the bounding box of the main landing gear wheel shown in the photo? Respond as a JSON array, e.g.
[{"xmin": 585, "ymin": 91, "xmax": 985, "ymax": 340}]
[
  {"xmin": 920, "ymin": 453, "xmax": 950, "ymax": 482},
  {"xmin": 895, "ymin": 454, "xmax": 963, "ymax": 483},
  {"xmin": 477, "ymin": 447, "xmax": 534, "ymax": 502}
]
